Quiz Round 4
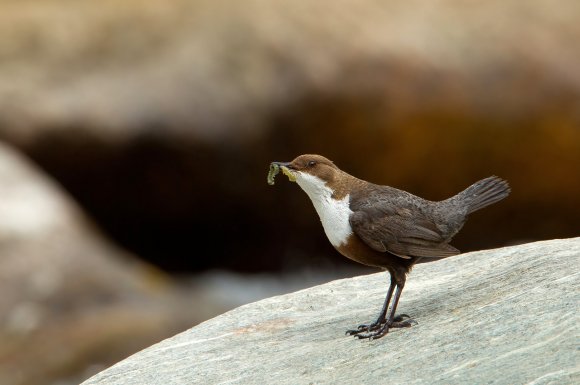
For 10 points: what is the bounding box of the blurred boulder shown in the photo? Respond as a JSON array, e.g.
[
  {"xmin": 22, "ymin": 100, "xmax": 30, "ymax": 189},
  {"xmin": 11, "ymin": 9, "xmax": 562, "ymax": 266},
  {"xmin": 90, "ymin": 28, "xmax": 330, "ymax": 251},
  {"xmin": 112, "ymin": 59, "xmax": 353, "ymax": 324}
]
[
  {"xmin": 0, "ymin": 0, "xmax": 579, "ymax": 142},
  {"xmin": 0, "ymin": 0, "xmax": 578, "ymax": 271},
  {"xmin": 0, "ymin": 141, "xmax": 226, "ymax": 385}
]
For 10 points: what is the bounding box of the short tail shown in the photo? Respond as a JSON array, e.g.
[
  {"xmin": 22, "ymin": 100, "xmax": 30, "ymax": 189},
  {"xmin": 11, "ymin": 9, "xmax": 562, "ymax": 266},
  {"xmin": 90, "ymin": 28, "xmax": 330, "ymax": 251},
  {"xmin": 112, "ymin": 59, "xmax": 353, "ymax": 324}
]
[{"xmin": 457, "ymin": 176, "xmax": 511, "ymax": 214}]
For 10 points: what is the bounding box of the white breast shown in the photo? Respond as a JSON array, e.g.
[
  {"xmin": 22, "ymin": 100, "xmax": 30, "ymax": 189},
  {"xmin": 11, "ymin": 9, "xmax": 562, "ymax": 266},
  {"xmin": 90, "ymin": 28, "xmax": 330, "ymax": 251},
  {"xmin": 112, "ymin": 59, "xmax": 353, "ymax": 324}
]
[{"xmin": 295, "ymin": 173, "xmax": 353, "ymax": 247}]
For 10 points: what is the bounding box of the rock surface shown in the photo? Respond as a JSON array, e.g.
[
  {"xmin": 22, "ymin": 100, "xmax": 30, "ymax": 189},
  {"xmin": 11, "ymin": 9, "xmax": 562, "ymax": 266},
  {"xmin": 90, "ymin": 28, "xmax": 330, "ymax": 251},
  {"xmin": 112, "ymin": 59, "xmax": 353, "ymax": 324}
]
[{"xmin": 83, "ymin": 238, "xmax": 580, "ymax": 385}]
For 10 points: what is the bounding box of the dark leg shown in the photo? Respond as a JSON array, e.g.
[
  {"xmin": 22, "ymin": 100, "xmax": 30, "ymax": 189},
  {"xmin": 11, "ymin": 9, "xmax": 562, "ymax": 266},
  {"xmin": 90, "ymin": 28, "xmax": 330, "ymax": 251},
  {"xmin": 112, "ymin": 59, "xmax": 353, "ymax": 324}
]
[
  {"xmin": 354, "ymin": 279, "xmax": 416, "ymax": 340},
  {"xmin": 384, "ymin": 283, "xmax": 415, "ymax": 328},
  {"xmin": 346, "ymin": 275, "xmax": 395, "ymax": 335}
]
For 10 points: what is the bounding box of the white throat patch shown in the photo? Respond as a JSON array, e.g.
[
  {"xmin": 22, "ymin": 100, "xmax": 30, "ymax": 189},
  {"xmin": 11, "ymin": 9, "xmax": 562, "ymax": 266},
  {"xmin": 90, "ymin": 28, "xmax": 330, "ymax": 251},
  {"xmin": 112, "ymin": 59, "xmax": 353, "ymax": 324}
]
[{"xmin": 295, "ymin": 172, "xmax": 353, "ymax": 247}]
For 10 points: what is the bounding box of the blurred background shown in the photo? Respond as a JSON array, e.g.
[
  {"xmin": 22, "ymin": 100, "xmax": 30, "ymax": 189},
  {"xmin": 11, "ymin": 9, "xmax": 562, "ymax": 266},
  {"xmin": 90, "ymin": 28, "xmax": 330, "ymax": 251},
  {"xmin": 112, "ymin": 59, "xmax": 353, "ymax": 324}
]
[{"xmin": 0, "ymin": 0, "xmax": 579, "ymax": 384}]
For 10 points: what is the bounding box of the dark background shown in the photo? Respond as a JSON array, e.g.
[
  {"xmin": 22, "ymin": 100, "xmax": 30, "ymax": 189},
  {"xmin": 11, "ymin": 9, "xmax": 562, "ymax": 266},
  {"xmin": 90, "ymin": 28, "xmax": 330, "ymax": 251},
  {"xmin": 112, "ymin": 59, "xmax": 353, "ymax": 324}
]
[{"xmin": 20, "ymin": 96, "xmax": 580, "ymax": 274}]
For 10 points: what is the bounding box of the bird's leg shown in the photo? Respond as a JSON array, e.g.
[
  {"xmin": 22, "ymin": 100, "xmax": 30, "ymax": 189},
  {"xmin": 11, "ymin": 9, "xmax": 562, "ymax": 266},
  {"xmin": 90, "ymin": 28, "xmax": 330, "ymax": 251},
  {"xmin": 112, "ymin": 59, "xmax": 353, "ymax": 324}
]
[
  {"xmin": 354, "ymin": 279, "xmax": 416, "ymax": 340},
  {"xmin": 383, "ymin": 283, "xmax": 416, "ymax": 329},
  {"xmin": 346, "ymin": 276, "xmax": 395, "ymax": 335}
]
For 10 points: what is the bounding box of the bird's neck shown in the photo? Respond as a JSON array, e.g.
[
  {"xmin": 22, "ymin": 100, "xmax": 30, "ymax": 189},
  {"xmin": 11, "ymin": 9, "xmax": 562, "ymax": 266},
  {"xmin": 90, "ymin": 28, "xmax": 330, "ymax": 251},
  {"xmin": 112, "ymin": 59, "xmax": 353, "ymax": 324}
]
[{"xmin": 297, "ymin": 173, "xmax": 355, "ymax": 247}]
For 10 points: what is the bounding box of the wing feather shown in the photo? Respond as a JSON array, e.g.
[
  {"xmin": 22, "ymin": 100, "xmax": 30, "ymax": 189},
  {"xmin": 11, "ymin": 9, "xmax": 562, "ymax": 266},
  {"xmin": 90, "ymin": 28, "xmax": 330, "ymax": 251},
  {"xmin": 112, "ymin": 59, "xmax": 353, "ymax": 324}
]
[{"xmin": 349, "ymin": 188, "xmax": 460, "ymax": 259}]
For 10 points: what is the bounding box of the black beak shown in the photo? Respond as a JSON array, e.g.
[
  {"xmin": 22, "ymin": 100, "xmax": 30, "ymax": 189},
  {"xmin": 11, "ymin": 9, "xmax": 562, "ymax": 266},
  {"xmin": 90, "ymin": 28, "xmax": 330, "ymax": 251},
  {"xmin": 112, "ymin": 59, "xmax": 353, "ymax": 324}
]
[{"xmin": 272, "ymin": 161, "xmax": 295, "ymax": 170}]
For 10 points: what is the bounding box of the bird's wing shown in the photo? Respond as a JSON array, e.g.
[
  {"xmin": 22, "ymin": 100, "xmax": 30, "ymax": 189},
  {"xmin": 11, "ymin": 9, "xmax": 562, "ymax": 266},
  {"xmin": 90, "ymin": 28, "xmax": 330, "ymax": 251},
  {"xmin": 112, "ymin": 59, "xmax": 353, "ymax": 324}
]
[{"xmin": 349, "ymin": 189, "xmax": 460, "ymax": 258}]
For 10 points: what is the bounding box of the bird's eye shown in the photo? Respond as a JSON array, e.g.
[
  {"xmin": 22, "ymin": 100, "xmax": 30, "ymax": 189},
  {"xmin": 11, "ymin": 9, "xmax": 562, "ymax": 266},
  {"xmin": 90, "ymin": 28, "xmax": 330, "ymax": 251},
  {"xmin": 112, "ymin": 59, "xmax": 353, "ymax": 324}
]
[{"xmin": 307, "ymin": 160, "xmax": 317, "ymax": 167}]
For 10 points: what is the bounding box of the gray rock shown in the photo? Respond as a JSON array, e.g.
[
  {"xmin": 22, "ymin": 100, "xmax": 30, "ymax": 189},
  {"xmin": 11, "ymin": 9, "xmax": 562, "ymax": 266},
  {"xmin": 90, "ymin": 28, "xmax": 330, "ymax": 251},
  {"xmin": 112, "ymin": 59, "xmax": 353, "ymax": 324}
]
[{"xmin": 82, "ymin": 238, "xmax": 580, "ymax": 385}]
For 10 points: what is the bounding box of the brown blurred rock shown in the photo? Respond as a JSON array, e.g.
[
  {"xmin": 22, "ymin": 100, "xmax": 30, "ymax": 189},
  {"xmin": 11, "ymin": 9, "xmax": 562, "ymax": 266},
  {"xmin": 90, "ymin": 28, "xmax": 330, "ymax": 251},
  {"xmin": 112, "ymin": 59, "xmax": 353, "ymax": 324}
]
[
  {"xmin": 0, "ymin": 0, "xmax": 579, "ymax": 143},
  {"xmin": 0, "ymin": 141, "xmax": 225, "ymax": 385},
  {"xmin": 0, "ymin": 0, "xmax": 578, "ymax": 271}
]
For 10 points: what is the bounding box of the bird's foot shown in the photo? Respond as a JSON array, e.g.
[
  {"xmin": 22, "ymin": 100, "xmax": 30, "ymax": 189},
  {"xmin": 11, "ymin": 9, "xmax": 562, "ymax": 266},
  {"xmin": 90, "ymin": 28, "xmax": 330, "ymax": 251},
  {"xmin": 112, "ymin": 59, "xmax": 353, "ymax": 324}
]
[
  {"xmin": 352, "ymin": 322, "xmax": 391, "ymax": 340},
  {"xmin": 345, "ymin": 321, "xmax": 384, "ymax": 335},
  {"xmin": 346, "ymin": 314, "xmax": 416, "ymax": 339}
]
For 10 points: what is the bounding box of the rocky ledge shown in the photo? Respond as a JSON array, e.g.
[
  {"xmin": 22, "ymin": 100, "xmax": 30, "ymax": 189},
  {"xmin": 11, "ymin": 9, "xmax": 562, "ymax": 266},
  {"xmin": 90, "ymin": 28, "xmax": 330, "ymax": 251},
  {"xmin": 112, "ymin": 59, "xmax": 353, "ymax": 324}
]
[{"xmin": 83, "ymin": 238, "xmax": 579, "ymax": 385}]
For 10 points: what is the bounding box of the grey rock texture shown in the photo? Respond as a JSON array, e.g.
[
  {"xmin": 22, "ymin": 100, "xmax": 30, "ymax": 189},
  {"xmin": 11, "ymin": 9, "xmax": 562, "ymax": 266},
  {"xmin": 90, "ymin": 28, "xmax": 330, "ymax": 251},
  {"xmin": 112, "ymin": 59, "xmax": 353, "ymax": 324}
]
[{"xmin": 83, "ymin": 238, "xmax": 580, "ymax": 385}]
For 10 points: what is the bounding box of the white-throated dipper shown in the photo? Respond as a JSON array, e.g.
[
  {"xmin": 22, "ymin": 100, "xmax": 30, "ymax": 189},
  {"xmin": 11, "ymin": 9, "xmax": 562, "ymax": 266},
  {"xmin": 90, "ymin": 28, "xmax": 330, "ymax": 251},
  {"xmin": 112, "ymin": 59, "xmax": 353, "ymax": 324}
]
[{"xmin": 270, "ymin": 154, "xmax": 510, "ymax": 340}]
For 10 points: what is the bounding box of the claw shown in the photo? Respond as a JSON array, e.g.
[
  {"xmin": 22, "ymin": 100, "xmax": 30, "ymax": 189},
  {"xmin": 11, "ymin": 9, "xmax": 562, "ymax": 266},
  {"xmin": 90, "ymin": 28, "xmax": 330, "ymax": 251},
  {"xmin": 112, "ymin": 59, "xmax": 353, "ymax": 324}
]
[
  {"xmin": 355, "ymin": 326, "xmax": 389, "ymax": 340},
  {"xmin": 346, "ymin": 320, "xmax": 385, "ymax": 336},
  {"xmin": 346, "ymin": 315, "xmax": 416, "ymax": 339}
]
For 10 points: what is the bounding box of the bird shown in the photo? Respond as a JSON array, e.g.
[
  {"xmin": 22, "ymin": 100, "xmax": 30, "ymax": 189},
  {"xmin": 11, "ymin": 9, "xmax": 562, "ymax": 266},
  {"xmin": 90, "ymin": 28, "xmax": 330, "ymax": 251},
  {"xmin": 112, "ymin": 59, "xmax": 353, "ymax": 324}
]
[{"xmin": 270, "ymin": 154, "xmax": 510, "ymax": 339}]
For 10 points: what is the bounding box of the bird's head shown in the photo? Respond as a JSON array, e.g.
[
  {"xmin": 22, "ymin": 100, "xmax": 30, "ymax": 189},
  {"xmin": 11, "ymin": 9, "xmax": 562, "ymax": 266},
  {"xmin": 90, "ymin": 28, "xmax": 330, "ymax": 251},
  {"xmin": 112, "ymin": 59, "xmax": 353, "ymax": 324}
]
[{"xmin": 271, "ymin": 154, "xmax": 341, "ymax": 195}]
